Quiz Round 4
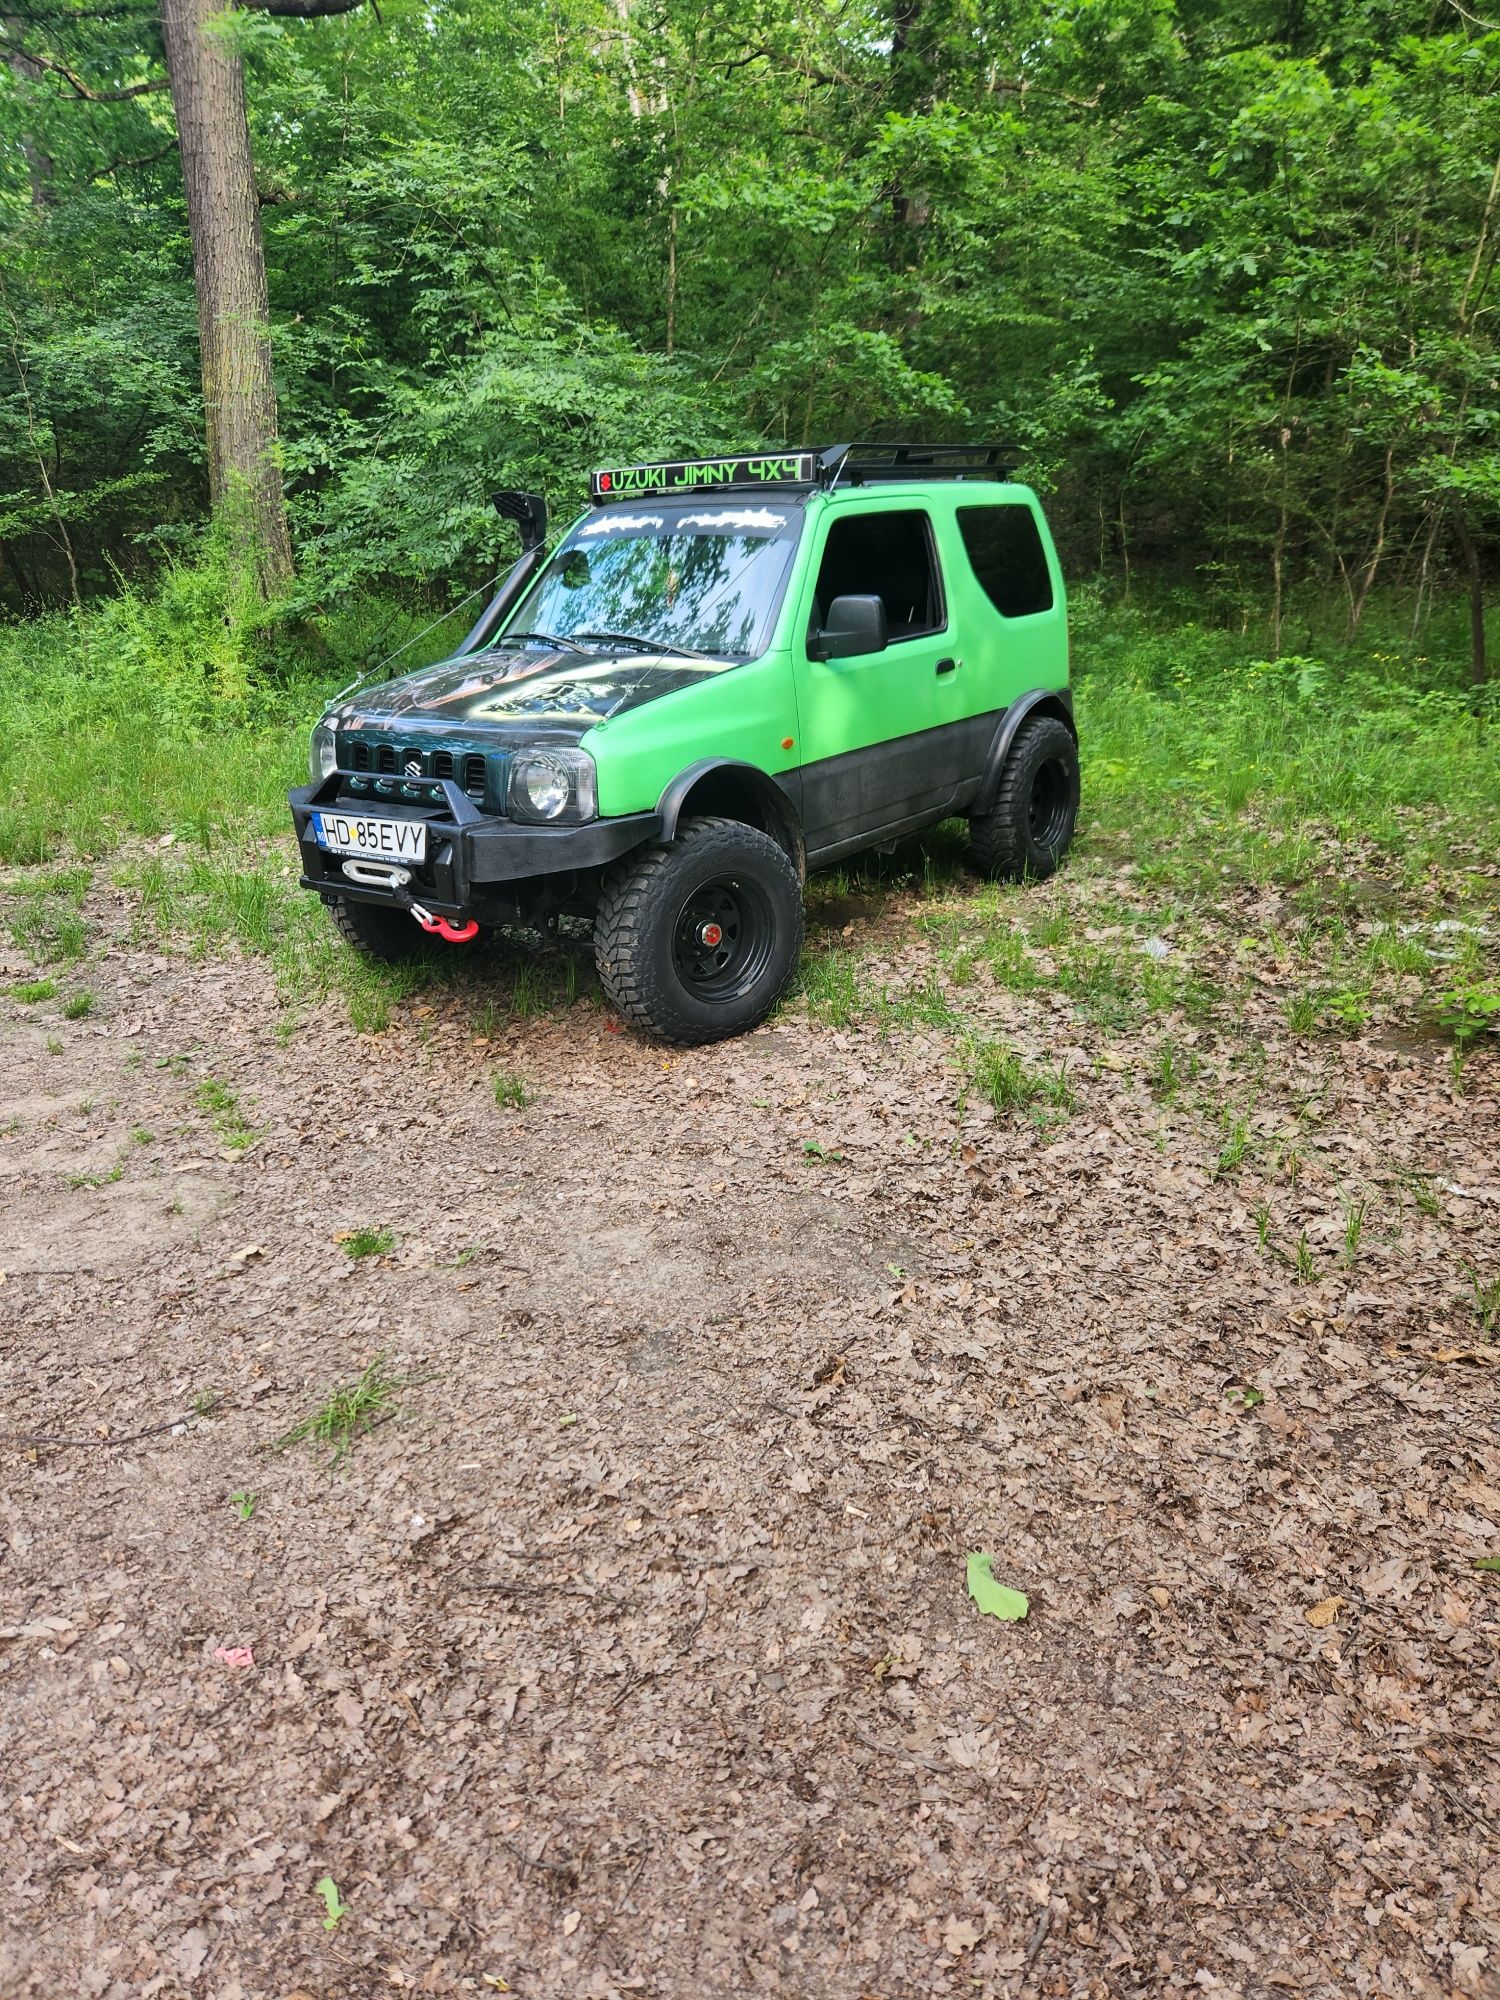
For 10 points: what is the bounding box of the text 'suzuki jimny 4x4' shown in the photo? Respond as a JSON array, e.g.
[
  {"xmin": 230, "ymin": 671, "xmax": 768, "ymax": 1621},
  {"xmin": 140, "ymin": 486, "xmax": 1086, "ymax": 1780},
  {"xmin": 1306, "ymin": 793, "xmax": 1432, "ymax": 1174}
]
[{"xmin": 289, "ymin": 443, "xmax": 1079, "ymax": 1043}]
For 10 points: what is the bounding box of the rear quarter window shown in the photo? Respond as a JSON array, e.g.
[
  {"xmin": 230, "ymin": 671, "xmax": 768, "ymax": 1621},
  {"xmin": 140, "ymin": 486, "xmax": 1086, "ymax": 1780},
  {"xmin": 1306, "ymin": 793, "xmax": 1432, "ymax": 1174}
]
[{"xmin": 957, "ymin": 504, "xmax": 1054, "ymax": 618}]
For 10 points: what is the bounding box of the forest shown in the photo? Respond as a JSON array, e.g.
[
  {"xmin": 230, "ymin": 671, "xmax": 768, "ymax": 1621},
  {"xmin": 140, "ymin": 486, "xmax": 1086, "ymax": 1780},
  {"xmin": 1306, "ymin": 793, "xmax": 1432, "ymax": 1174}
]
[
  {"xmin": 2, "ymin": 6, "xmax": 1499, "ymax": 1993},
  {"xmin": 1, "ymin": 0, "xmax": 1498, "ymax": 679}
]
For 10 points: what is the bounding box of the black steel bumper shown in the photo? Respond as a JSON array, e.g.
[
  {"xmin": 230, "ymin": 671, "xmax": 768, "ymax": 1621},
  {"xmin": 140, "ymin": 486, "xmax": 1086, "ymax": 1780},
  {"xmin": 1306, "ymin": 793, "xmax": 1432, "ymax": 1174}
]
[{"xmin": 289, "ymin": 777, "xmax": 659, "ymax": 921}]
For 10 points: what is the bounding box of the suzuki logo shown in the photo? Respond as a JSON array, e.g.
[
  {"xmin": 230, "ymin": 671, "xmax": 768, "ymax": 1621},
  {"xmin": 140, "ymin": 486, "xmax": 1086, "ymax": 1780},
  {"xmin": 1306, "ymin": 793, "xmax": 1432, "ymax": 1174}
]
[{"xmin": 403, "ymin": 756, "xmax": 422, "ymax": 777}]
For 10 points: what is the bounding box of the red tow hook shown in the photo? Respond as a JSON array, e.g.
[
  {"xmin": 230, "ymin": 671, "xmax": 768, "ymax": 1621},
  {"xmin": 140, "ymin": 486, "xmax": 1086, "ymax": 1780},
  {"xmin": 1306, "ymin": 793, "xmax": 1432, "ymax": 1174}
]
[{"xmin": 410, "ymin": 902, "xmax": 480, "ymax": 944}]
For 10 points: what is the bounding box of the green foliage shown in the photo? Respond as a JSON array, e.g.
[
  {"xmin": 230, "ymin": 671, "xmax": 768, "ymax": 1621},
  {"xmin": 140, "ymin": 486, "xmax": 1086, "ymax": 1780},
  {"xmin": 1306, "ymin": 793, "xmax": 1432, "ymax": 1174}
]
[
  {"xmin": 1, "ymin": 0, "xmax": 1497, "ymax": 644},
  {"xmin": 1438, "ymin": 983, "xmax": 1500, "ymax": 1048}
]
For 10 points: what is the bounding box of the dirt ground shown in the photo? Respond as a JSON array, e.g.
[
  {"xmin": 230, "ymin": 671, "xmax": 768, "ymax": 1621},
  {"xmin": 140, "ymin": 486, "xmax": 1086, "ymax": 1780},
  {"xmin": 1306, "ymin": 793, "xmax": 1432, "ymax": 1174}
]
[{"xmin": 1, "ymin": 866, "xmax": 1497, "ymax": 2000}]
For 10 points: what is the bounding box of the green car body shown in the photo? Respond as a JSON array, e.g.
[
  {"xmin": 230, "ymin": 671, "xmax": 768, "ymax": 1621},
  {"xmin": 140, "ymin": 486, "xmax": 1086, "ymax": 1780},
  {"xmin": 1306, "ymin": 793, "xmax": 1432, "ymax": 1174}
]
[
  {"xmin": 582, "ymin": 477, "xmax": 1068, "ymax": 840},
  {"xmin": 289, "ymin": 446, "xmax": 1077, "ymax": 1041}
]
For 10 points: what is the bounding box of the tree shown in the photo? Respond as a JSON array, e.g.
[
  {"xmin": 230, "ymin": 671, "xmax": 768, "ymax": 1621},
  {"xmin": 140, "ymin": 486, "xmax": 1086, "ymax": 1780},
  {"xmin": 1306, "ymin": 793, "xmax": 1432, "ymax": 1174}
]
[{"xmin": 159, "ymin": 0, "xmax": 291, "ymax": 594}]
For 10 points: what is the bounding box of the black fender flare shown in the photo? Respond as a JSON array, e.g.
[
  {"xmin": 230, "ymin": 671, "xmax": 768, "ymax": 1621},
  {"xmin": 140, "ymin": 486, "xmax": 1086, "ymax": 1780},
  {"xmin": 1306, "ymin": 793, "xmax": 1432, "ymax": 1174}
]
[
  {"xmin": 974, "ymin": 688, "xmax": 1077, "ymax": 816},
  {"xmin": 656, "ymin": 759, "xmax": 806, "ymax": 877}
]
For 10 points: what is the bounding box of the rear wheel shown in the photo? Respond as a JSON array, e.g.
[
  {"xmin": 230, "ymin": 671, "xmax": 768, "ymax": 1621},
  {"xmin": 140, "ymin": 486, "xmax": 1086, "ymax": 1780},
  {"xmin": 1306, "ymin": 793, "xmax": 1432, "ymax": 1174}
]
[
  {"xmin": 594, "ymin": 816, "xmax": 803, "ymax": 1044},
  {"xmin": 328, "ymin": 895, "xmax": 445, "ymax": 966},
  {"xmin": 967, "ymin": 715, "xmax": 1080, "ymax": 882}
]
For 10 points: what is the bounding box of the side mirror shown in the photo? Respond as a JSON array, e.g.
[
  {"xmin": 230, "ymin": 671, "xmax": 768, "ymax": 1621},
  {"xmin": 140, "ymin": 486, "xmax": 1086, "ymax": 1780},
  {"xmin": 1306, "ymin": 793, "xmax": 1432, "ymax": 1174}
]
[
  {"xmin": 491, "ymin": 490, "xmax": 548, "ymax": 553},
  {"xmin": 814, "ymin": 593, "xmax": 888, "ymax": 661}
]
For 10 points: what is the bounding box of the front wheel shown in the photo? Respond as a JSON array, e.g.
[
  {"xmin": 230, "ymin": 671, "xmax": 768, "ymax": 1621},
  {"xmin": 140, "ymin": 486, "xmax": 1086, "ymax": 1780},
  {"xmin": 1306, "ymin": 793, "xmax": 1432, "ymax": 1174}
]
[
  {"xmin": 328, "ymin": 895, "xmax": 447, "ymax": 965},
  {"xmin": 594, "ymin": 816, "xmax": 803, "ymax": 1044},
  {"xmin": 967, "ymin": 714, "xmax": 1080, "ymax": 882}
]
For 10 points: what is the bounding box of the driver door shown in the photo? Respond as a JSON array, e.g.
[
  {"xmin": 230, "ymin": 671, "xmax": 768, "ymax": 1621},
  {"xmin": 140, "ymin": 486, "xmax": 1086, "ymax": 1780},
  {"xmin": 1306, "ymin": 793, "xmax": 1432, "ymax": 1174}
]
[{"xmin": 792, "ymin": 505, "xmax": 962, "ymax": 859}]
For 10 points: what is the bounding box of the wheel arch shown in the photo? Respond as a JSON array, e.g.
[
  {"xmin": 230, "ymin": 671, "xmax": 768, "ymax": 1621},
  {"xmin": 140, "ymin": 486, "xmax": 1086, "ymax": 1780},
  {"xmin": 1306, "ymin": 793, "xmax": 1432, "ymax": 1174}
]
[
  {"xmin": 657, "ymin": 760, "xmax": 806, "ymax": 881},
  {"xmin": 974, "ymin": 688, "xmax": 1076, "ymax": 816}
]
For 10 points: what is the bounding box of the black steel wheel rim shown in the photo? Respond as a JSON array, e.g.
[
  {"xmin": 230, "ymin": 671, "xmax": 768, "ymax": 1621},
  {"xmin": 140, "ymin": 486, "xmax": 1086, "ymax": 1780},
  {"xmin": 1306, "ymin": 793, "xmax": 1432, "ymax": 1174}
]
[
  {"xmin": 671, "ymin": 874, "xmax": 776, "ymax": 1001},
  {"xmin": 1027, "ymin": 756, "xmax": 1073, "ymax": 849}
]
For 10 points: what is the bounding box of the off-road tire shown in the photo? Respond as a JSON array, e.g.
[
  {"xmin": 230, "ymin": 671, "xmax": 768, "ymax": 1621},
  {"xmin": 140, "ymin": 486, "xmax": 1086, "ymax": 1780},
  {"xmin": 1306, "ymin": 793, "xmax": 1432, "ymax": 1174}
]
[
  {"xmin": 328, "ymin": 895, "xmax": 445, "ymax": 966},
  {"xmin": 967, "ymin": 714, "xmax": 1080, "ymax": 882},
  {"xmin": 594, "ymin": 816, "xmax": 803, "ymax": 1045}
]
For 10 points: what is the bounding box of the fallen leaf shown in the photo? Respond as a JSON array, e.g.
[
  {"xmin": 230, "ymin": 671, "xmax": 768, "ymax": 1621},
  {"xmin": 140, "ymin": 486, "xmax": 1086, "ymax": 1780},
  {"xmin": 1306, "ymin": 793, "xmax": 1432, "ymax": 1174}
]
[
  {"xmin": 966, "ymin": 1551, "xmax": 1028, "ymax": 1622},
  {"xmin": 943, "ymin": 1916, "xmax": 982, "ymax": 1954},
  {"xmin": 0, "ymin": 1615, "xmax": 77, "ymax": 1644},
  {"xmin": 561, "ymin": 1909, "xmax": 581, "ymax": 1936},
  {"xmin": 314, "ymin": 1875, "xmax": 348, "ymax": 1930},
  {"xmin": 1304, "ymin": 1597, "xmax": 1346, "ymax": 1628},
  {"xmin": 1430, "ymin": 1344, "xmax": 1498, "ymax": 1365}
]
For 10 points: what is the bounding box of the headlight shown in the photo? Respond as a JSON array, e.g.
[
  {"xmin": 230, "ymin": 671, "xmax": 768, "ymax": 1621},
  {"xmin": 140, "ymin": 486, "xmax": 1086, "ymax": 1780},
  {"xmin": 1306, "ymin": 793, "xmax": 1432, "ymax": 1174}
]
[
  {"xmin": 309, "ymin": 718, "xmax": 338, "ymax": 782},
  {"xmin": 508, "ymin": 748, "xmax": 597, "ymax": 824}
]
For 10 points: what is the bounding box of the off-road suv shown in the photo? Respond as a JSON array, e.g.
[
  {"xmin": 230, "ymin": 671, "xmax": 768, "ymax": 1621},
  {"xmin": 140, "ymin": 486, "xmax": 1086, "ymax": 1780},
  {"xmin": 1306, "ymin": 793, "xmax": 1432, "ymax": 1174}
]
[{"xmin": 289, "ymin": 443, "xmax": 1078, "ymax": 1043}]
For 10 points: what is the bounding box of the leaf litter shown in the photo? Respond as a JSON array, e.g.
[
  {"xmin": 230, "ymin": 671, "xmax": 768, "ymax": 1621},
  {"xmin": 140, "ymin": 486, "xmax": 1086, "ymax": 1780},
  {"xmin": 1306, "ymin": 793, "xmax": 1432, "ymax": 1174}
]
[{"xmin": 0, "ymin": 857, "xmax": 1495, "ymax": 1997}]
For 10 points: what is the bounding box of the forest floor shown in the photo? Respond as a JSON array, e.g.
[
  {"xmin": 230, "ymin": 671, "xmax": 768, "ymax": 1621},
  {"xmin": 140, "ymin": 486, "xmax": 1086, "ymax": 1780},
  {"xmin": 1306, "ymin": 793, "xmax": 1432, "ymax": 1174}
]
[{"xmin": 0, "ymin": 798, "xmax": 1497, "ymax": 2000}]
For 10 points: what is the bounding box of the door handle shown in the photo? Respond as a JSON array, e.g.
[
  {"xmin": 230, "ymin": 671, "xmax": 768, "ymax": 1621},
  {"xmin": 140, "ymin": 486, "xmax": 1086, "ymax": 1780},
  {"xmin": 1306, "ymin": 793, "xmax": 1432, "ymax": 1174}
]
[{"xmin": 935, "ymin": 656, "xmax": 959, "ymax": 675}]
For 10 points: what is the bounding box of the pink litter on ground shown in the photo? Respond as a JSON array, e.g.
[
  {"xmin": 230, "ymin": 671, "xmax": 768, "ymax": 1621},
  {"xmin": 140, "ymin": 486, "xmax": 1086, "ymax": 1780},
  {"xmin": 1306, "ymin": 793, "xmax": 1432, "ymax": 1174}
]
[{"xmin": 212, "ymin": 1646, "xmax": 254, "ymax": 1668}]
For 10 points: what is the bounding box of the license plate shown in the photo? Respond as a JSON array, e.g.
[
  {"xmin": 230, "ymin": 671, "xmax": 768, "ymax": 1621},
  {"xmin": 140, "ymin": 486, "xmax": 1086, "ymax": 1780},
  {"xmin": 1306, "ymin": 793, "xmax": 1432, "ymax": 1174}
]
[{"xmin": 312, "ymin": 811, "xmax": 428, "ymax": 863}]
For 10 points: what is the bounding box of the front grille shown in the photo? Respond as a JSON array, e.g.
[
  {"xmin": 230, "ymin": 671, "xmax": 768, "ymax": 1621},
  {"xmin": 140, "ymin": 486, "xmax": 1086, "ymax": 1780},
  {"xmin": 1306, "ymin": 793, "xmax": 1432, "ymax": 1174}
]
[{"xmin": 340, "ymin": 738, "xmax": 492, "ymax": 808}]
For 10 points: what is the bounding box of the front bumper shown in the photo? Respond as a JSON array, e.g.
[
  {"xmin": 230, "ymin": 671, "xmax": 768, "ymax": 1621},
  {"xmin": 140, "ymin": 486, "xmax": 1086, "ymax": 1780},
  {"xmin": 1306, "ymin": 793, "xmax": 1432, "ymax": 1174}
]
[{"xmin": 289, "ymin": 776, "xmax": 658, "ymax": 922}]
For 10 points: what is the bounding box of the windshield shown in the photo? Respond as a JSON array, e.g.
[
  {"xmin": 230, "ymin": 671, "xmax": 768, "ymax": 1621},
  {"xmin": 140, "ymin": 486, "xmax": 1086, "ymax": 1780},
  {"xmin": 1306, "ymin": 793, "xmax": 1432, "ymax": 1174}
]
[{"xmin": 504, "ymin": 503, "xmax": 802, "ymax": 659}]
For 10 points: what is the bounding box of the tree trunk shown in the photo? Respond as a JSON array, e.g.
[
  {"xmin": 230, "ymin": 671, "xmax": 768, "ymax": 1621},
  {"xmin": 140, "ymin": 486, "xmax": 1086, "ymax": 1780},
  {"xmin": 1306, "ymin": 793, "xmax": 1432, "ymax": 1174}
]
[
  {"xmin": 1451, "ymin": 506, "xmax": 1488, "ymax": 687},
  {"xmin": 159, "ymin": 0, "xmax": 293, "ymax": 597}
]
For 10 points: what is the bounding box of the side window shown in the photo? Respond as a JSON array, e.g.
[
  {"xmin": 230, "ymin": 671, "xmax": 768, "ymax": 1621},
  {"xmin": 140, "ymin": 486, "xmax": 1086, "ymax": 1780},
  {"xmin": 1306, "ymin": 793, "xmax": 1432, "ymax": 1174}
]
[
  {"xmin": 812, "ymin": 509, "xmax": 945, "ymax": 643},
  {"xmin": 957, "ymin": 504, "xmax": 1054, "ymax": 618}
]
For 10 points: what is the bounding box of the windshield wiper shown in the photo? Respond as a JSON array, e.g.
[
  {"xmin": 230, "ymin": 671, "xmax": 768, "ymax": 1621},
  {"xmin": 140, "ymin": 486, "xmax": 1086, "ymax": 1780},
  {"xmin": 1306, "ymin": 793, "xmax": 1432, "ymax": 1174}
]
[
  {"xmin": 571, "ymin": 628, "xmax": 714, "ymax": 661},
  {"xmin": 494, "ymin": 630, "xmax": 588, "ymax": 653}
]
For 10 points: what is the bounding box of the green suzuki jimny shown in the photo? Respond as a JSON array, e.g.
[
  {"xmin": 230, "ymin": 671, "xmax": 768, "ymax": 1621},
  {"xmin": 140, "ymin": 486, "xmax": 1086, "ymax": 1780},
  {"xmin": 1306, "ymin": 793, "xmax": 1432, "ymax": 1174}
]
[{"xmin": 289, "ymin": 443, "xmax": 1078, "ymax": 1044}]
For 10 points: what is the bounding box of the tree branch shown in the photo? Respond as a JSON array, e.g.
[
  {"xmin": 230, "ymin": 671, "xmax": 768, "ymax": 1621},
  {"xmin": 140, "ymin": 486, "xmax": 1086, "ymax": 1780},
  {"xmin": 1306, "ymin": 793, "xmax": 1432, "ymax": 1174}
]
[
  {"xmin": 26, "ymin": 49, "xmax": 168, "ymax": 97},
  {"xmin": 91, "ymin": 135, "xmax": 178, "ymax": 177}
]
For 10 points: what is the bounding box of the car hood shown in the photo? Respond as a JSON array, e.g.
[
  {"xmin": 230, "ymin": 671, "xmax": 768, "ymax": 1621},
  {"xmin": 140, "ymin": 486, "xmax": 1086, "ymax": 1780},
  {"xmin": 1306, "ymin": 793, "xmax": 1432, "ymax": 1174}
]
[{"xmin": 329, "ymin": 645, "xmax": 740, "ymax": 741}]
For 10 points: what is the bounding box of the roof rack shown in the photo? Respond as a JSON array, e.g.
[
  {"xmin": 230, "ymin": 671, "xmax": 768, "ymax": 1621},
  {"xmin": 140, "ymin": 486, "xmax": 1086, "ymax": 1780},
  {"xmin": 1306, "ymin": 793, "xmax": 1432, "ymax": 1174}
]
[
  {"xmin": 588, "ymin": 441, "xmax": 1018, "ymax": 503},
  {"xmin": 819, "ymin": 442, "xmax": 1019, "ymax": 486}
]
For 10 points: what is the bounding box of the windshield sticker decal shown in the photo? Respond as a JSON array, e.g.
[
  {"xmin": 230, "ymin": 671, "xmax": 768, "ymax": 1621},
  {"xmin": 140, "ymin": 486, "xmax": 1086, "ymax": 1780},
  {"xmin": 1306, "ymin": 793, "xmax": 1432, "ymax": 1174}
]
[
  {"xmin": 578, "ymin": 512, "xmax": 667, "ymax": 537},
  {"xmin": 675, "ymin": 508, "xmax": 788, "ymax": 533}
]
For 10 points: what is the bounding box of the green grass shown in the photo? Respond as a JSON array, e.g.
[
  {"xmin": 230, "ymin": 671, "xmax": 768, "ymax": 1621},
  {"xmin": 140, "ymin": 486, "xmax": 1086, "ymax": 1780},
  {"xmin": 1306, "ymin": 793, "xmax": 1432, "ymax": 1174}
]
[
  {"xmin": 274, "ymin": 1355, "xmax": 401, "ymax": 1466},
  {"xmin": 492, "ymin": 1068, "xmax": 532, "ymax": 1110},
  {"xmin": 797, "ymin": 945, "xmax": 863, "ymax": 1027},
  {"xmin": 0, "ymin": 588, "xmax": 1496, "ymax": 1079},
  {"xmin": 1465, "ymin": 1265, "xmax": 1500, "ymax": 1337},
  {"xmin": 9, "ymin": 978, "xmax": 57, "ymax": 1002},
  {"xmin": 61, "ymin": 990, "xmax": 94, "ymax": 1020},
  {"xmin": 193, "ymin": 1075, "xmax": 258, "ymax": 1150},
  {"xmin": 341, "ymin": 1225, "xmax": 395, "ymax": 1258},
  {"xmin": 1343, "ymin": 1197, "xmax": 1367, "ymax": 1264},
  {"xmin": 964, "ymin": 1037, "xmax": 1077, "ymax": 1119}
]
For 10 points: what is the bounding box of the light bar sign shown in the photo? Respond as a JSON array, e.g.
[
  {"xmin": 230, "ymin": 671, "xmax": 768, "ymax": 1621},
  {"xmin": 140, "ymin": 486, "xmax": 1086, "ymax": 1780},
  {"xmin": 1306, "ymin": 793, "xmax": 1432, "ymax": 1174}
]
[{"xmin": 591, "ymin": 453, "xmax": 816, "ymax": 500}]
